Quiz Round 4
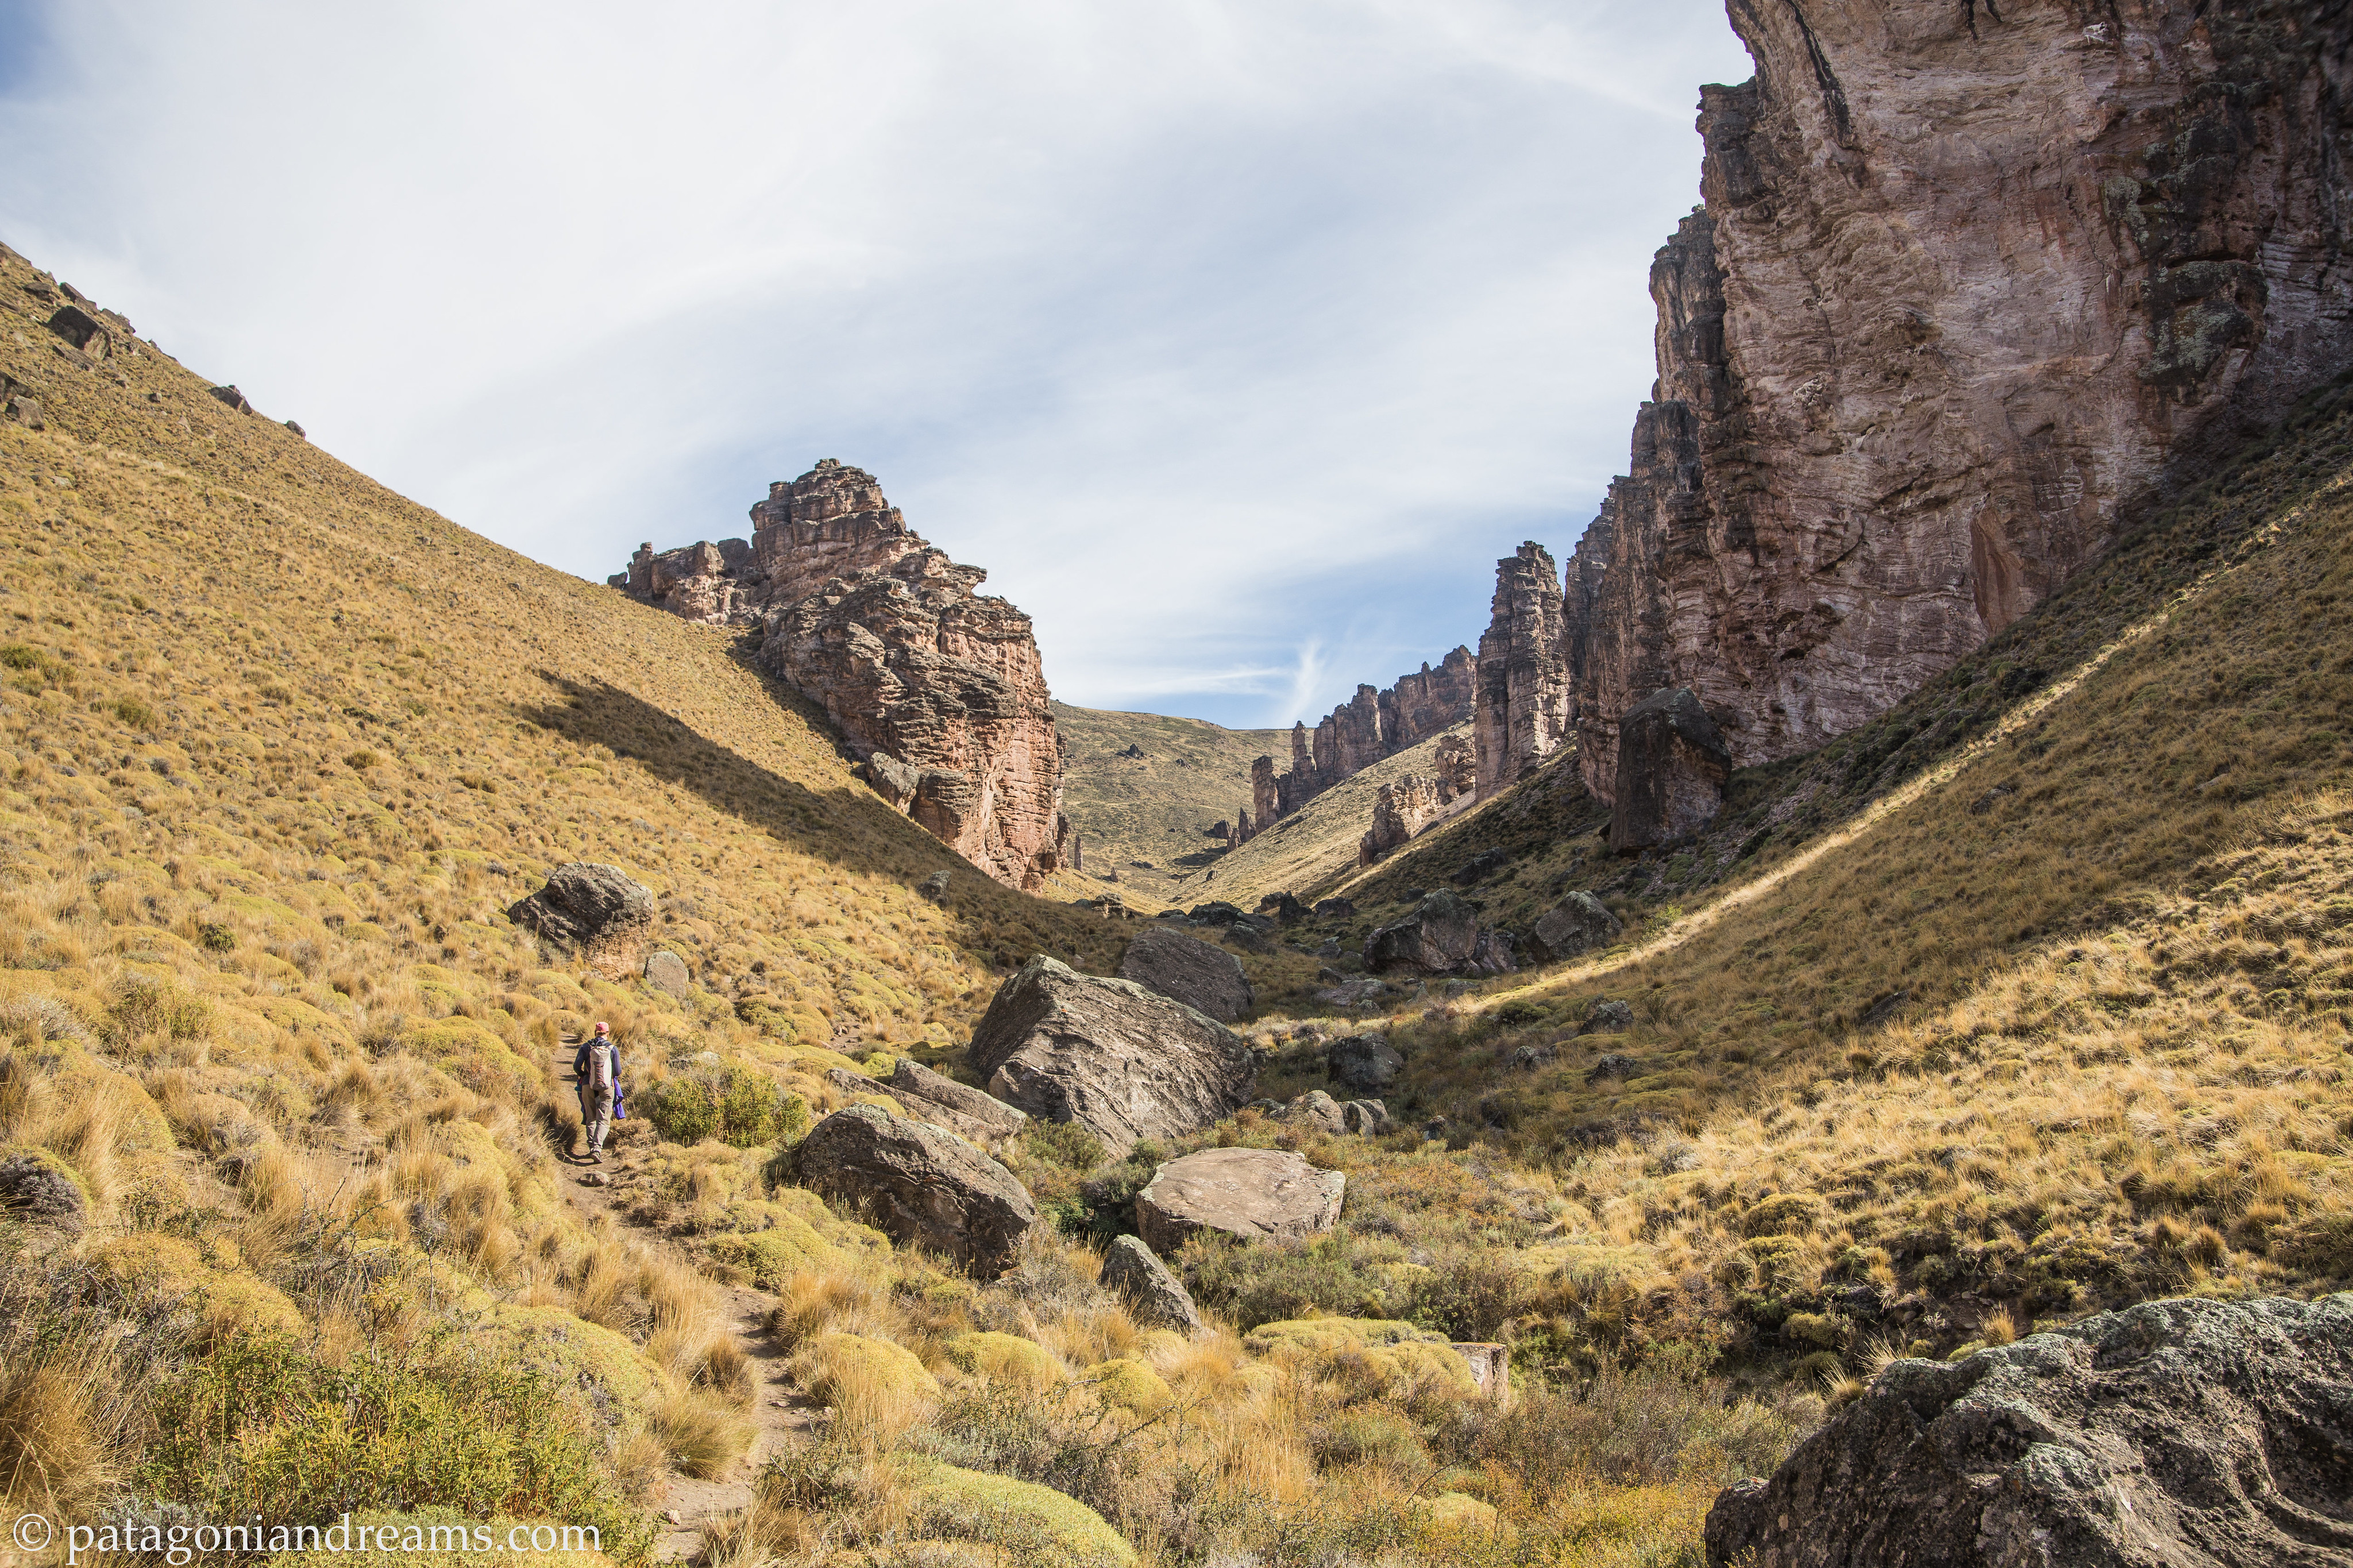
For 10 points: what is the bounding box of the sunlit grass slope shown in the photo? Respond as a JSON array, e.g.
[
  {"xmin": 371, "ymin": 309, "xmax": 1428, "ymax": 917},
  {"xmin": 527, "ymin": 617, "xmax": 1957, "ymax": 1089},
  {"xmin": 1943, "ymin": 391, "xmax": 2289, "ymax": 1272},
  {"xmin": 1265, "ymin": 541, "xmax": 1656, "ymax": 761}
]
[
  {"xmin": 0, "ymin": 238, "xmax": 1139, "ymax": 1552},
  {"xmin": 1049, "ymin": 703, "xmax": 1284, "ymax": 909},
  {"xmin": 1283, "ymin": 370, "xmax": 2353, "ymax": 1370}
]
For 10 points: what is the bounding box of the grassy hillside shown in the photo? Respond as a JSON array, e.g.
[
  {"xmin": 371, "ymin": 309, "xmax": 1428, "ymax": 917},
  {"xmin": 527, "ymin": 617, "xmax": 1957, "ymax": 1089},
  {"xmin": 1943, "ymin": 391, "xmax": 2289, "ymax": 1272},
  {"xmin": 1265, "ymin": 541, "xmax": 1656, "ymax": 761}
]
[
  {"xmin": 1175, "ymin": 725, "xmax": 1476, "ymax": 910},
  {"xmin": 1048, "ymin": 703, "xmax": 1284, "ymax": 909}
]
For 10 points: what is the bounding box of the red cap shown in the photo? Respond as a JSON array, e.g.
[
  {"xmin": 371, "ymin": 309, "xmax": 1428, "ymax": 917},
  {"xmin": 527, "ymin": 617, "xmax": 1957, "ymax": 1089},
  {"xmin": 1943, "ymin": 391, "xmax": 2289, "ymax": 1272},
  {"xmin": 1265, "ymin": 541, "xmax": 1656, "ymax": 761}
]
[{"xmin": 593, "ymin": 1021, "xmax": 610, "ymax": 1035}]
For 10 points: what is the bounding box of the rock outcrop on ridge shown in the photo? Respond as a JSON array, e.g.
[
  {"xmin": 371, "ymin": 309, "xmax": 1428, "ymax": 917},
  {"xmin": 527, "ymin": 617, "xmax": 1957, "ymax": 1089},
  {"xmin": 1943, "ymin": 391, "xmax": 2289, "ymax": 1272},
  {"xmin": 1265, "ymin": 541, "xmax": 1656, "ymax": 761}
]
[
  {"xmin": 1704, "ymin": 1292, "xmax": 2353, "ymax": 1568},
  {"xmin": 1235, "ymin": 648, "xmax": 1476, "ymax": 838},
  {"xmin": 614, "ymin": 461, "xmax": 1067, "ymax": 890},
  {"xmin": 1559, "ymin": 3, "xmax": 2353, "ymax": 802}
]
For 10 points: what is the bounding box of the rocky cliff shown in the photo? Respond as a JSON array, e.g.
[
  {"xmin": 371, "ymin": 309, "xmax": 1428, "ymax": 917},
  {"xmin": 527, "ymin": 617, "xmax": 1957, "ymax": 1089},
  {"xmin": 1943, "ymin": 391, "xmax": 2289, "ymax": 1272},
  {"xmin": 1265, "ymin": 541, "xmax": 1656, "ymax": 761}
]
[
  {"xmin": 1236, "ymin": 646, "xmax": 1476, "ymax": 837},
  {"xmin": 617, "ymin": 462, "xmax": 1067, "ymax": 890},
  {"xmin": 1559, "ymin": 0, "xmax": 2353, "ymax": 801}
]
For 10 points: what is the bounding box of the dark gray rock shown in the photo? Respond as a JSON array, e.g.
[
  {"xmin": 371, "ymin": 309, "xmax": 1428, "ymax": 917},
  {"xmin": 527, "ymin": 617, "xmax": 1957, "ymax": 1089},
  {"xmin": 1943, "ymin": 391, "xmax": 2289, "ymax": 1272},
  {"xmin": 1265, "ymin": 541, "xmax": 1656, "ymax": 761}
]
[
  {"xmin": 0, "ymin": 1151, "xmax": 85, "ymax": 1233},
  {"xmin": 1524, "ymin": 892, "xmax": 1625, "ymax": 964},
  {"xmin": 1116, "ymin": 924, "xmax": 1253, "ymax": 1022},
  {"xmin": 44, "ymin": 304, "xmax": 107, "ymax": 354},
  {"xmin": 1222, "ymin": 923, "xmax": 1275, "ymax": 956},
  {"xmin": 1326, "ymin": 1033, "xmax": 1402, "ymax": 1092},
  {"xmin": 1099, "ymin": 1234, "xmax": 1203, "ymax": 1335},
  {"xmin": 1312, "ymin": 898, "xmax": 1356, "ymax": 918},
  {"xmin": 888, "ymin": 1057, "xmax": 1028, "ymax": 1140},
  {"xmin": 1510, "ymin": 1044, "xmax": 1557, "ymax": 1072},
  {"xmin": 1705, "ymin": 1293, "xmax": 2353, "ymax": 1568},
  {"xmin": 1581, "ymin": 999, "xmax": 1634, "ymax": 1034},
  {"xmin": 643, "ymin": 950, "xmax": 690, "ymax": 997},
  {"xmin": 919, "ymin": 870, "xmax": 951, "ymax": 902},
  {"xmin": 1449, "ymin": 848, "xmax": 1511, "ymax": 886},
  {"xmin": 284, "ymin": 420, "xmax": 306, "ymax": 439},
  {"xmin": 1587, "ymin": 1053, "xmax": 1636, "ymax": 1082},
  {"xmin": 1610, "ymin": 687, "xmax": 1730, "ymax": 853},
  {"xmin": 791, "ymin": 1104, "xmax": 1036, "ymax": 1279},
  {"xmin": 1340, "ymin": 1099, "xmax": 1389, "ymax": 1136},
  {"xmin": 508, "ymin": 863, "xmax": 655, "ymax": 956},
  {"xmin": 1363, "ymin": 891, "xmax": 1515, "ymax": 976},
  {"xmin": 207, "ymin": 383, "xmax": 254, "ymax": 414},
  {"xmin": 1186, "ymin": 902, "xmax": 1247, "ymax": 926},
  {"xmin": 1135, "ymin": 1147, "xmax": 1344, "ymax": 1254},
  {"xmin": 967, "ymin": 956, "xmax": 1255, "ymax": 1157},
  {"xmin": 1256, "ymin": 892, "xmax": 1310, "ymax": 926}
]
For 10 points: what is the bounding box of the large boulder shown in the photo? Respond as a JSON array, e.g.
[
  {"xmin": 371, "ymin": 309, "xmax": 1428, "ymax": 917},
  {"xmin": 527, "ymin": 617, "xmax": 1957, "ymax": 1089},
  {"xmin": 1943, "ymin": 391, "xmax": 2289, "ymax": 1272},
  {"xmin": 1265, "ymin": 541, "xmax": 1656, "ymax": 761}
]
[
  {"xmin": 508, "ymin": 863, "xmax": 654, "ymax": 971},
  {"xmin": 1362, "ymin": 892, "xmax": 1514, "ymax": 976},
  {"xmin": 888, "ymin": 1058, "xmax": 1027, "ymax": 1140},
  {"xmin": 1610, "ymin": 687, "xmax": 1730, "ymax": 853},
  {"xmin": 1326, "ymin": 1034, "xmax": 1402, "ymax": 1092},
  {"xmin": 1523, "ymin": 892, "xmax": 1624, "ymax": 964},
  {"xmin": 1098, "ymin": 1234, "xmax": 1204, "ymax": 1336},
  {"xmin": 1704, "ymin": 1293, "xmax": 2353, "ymax": 1568},
  {"xmin": 790, "ymin": 1105, "xmax": 1037, "ymax": 1279},
  {"xmin": 967, "ymin": 956, "xmax": 1255, "ymax": 1157},
  {"xmin": 1116, "ymin": 924, "xmax": 1253, "ymax": 1023},
  {"xmin": 1134, "ymin": 1148, "xmax": 1345, "ymax": 1254}
]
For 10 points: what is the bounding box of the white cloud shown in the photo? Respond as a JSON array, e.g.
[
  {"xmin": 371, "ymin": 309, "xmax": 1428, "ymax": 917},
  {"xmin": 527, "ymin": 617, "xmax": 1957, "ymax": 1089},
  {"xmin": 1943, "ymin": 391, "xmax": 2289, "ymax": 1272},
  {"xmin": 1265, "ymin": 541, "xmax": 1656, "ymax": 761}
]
[{"xmin": 0, "ymin": 0, "xmax": 1753, "ymax": 726}]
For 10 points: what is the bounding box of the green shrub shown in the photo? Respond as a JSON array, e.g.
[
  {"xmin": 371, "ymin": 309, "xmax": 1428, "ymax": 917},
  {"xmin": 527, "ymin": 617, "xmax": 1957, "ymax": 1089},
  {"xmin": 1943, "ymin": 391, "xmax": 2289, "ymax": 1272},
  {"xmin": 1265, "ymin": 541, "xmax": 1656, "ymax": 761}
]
[
  {"xmin": 197, "ymin": 921, "xmax": 237, "ymax": 953},
  {"xmin": 1024, "ymin": 1119, "xmax": 1107, "ymax": 1173},
  {"xmin": 142, "ymin": 1330, "xmax": 653, "ymax": 1557},
  {"xmin": 111, "ymin": 696, "xmax": 156, "ymax": 728},
  {"xmin": 648, "ymin": 1066, "xmax": 801, "ymax": 1148},
  {"xmin": 1186, "ymin": 1230, "xmax": 1410, "ymax": 1332}
]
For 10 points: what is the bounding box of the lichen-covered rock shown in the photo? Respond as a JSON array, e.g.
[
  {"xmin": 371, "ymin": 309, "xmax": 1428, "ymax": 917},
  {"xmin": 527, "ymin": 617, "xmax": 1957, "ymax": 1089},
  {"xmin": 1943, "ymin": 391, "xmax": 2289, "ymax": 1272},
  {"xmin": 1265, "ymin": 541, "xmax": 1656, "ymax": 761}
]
[
  {"xmin": 1573, "ymin": 5, "xmax": 2353, "ymax": 799},
  {"xmin": 506, "ymin": 863, "xmax": 654, "ymax": 973},
  {"xmin": 1610, "ymin": 687, "xmax": 1730, "ymax": 852},
  {"xmin": 1280, "ymin": 1090, "xmax": 1348, "ymax": 1136},
  {"xmin": 1098, "ymin": 1233, "xmax": 1203, "ymax": 1336},
  {"xmin": 1525, "ymin": 892, "xmax": 1624, "ymax": 964},
  {"xmin": 1134, "ymin": 1147, "xmax": 1344, "ymax": 1254},
  {"xmin": 642, "ymin": 950, "xmax": 690, "ymax": 997},
  {"xmin": 1704, "ymin": 1293, "xmax": 2353, "ymax": 1568},
  {"xmin": 1114, "ymin": 924, "xmax": 1253, "ymax": 1023},
  {"xmin": 967, "ymin": 956, "xmax": 1255, "ymax": 1157},
  {"xmin": 790, "ymin": 1105, "xmax": 1036, "ymax": 1279},
  {"xmin": 1363, "ymin": 892, "xmax": 1514, "ymax": 977}
]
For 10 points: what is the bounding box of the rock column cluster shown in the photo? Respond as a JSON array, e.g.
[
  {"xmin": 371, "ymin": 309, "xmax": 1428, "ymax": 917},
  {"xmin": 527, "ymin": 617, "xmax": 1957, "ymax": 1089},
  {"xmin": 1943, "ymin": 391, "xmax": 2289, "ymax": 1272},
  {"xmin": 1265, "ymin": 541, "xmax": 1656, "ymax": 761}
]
[{"xmin": 1230, "ymin": 648, "xmax": 1475, "ymax": 843}]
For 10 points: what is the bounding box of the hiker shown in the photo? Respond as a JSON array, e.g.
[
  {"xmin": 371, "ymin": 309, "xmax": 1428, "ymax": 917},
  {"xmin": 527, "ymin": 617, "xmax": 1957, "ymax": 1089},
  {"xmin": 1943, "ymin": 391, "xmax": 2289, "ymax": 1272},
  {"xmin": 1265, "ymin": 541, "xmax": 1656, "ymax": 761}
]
[{"xmin": 573, "ymin": 1021, "xmax": 623, "ymax": 1161}]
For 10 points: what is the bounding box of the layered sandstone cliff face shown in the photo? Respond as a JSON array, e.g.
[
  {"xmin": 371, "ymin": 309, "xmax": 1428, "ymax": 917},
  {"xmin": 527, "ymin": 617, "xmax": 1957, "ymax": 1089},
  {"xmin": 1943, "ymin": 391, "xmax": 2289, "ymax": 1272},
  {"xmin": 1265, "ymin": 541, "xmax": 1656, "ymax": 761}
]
[
  {"xmin": 616, "ymin": 462, "xmax": 1067, "ymax": 890},
  {"xmin": 1473, "ymin": 543, "xmax": 1573, "ymax": 801},
  {"xmin": 1563, "ymin": 0, "xmax": 2353, "ymax": 800}
]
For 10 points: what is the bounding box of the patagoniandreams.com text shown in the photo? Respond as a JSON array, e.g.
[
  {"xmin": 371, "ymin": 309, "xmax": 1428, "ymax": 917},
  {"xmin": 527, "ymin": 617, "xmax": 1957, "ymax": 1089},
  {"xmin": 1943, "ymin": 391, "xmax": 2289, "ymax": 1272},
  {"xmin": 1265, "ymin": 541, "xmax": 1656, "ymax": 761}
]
[{"xmin": 16, "ymin": 1510, "xmax": 601, "ymax": 1564}]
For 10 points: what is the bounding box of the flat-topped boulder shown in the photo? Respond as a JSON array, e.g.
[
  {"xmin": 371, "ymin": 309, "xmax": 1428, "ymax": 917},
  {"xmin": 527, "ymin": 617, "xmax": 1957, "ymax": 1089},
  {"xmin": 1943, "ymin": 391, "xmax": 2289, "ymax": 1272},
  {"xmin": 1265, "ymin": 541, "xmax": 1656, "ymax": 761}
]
[
  {"xmin": 968, "ymin": 956, "xmax": 1255, "ymax": 1157},
  {"xmin": 1133, "ymin": 1147, "xmax": 1344, "ymax": 1255},
  {"xmin": 1115, "ymin": 924, "xmax": 1253, "ymax": 1023},
  {"xmin": 1705, "ymin": 1292, "xmax": 2353, "ymax": 1568},
  {"xmin": 790, "ymin": 1105, "xmax": 1036, "ymax": 1279}
]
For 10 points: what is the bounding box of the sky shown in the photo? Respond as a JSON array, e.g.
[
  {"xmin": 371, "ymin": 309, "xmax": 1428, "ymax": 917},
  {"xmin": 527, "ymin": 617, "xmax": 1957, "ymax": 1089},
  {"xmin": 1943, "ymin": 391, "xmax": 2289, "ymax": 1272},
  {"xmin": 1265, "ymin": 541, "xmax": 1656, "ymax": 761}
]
[{"xmin": 0, "ymin": 1, "xmax": 1753, "ymax": 729}]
